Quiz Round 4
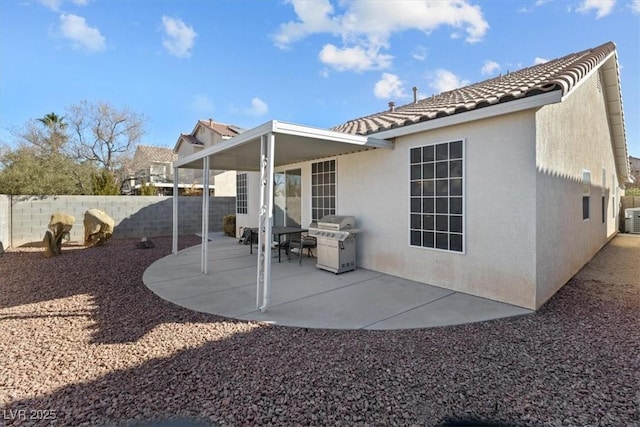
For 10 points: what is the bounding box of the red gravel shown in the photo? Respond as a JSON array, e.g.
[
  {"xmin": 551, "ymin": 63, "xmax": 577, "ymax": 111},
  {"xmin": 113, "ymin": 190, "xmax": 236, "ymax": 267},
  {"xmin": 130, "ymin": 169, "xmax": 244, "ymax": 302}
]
[{"xmin": 0, "ymin": 235, "xmax": 638, "ymax": 426}]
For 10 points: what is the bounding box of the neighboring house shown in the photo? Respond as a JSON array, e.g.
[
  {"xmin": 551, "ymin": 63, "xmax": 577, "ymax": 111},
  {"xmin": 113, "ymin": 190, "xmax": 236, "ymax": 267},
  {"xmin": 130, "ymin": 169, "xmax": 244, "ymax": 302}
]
[
  {"xmin": 628, "ymin": 156, "xmax": 640, "ymax": 188},
  {"xmin": 174, "ymin": 119, "xmax": 244, "ymax": 196},
  {"xmin": 174, "ymin": 41, "xmax": 631, "ymax": 311},
  {"xmin": 122, "ymin": 145, "xmax": 177, "ymax": 195}
]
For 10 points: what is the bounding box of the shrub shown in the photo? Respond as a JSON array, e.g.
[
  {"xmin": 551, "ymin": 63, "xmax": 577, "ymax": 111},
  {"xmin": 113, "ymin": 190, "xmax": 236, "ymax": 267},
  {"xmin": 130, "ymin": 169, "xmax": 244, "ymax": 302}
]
[
  {"xmin": 625, "ymin": 187, "xmax": 640, "ymax": 196},
  {"xmin": 223, "ymin": 214, "xmax": 236, "ymax": 237},
  {"xmin": 140, "ymin": 183, "xmax": 157, "ymax": 196}
]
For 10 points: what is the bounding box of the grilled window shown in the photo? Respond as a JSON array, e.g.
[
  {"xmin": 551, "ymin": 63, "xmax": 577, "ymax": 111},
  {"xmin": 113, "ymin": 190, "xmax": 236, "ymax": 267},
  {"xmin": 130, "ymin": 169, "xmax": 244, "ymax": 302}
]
[
  {"xmin": 312, "ymin": 160, "xmax": 336, "ymax": 222},
  {"xmin": 602, "ymin": 168, "xmax": 606, "ymax": 224},
  {"xmin": 582, "ymin": 170, "xmax": 590, "ymax": 221},
  {"xmin": 236, "ymin": 173, "xmax": 247, "ymax": 214},
  {"xmin": 410, "ymin": 140, "xmax": 464, "ymax": 253}
]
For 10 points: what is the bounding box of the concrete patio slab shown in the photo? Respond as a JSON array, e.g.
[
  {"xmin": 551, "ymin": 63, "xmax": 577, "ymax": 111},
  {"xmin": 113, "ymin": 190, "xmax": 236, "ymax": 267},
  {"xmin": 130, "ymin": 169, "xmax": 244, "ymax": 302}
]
[{"xmin": 144, "ymin": 233, "xmax": 534, "ymax": 330}]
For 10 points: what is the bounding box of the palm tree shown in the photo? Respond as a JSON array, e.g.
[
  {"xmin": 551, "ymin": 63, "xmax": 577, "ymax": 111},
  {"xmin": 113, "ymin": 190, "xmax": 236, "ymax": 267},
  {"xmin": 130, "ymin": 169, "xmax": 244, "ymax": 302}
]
[{"xmin": 37, "ymin": 112, "xmax": 68, "ymax": 153}]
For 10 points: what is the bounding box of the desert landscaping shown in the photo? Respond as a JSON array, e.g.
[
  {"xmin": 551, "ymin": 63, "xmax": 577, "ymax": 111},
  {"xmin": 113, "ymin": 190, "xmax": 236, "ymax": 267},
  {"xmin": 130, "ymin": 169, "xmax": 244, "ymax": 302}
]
[{"xmin": 0, "ymin": 234, "xmax": 638, "ymax": 426}]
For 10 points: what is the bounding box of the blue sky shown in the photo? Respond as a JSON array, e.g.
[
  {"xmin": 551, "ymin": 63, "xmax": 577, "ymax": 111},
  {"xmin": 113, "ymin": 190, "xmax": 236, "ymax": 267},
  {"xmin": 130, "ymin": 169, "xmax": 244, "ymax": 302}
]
[{"xmin": 1, "ymin": 0, "xmax": 638, "ymax": 157}]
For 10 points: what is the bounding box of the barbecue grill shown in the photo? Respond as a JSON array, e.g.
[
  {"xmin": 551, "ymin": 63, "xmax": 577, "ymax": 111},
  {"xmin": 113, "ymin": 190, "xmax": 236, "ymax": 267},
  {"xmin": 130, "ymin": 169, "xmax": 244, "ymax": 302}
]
[{"xmin": 308, "ymin": 215, "xmax": 360, "ymax": 274}]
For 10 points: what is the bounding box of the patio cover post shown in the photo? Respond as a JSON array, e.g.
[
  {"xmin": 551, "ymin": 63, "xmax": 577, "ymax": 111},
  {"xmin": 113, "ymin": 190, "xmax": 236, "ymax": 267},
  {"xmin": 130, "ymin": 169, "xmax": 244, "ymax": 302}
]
[
  {"xmin": 172, "ymin": 166, "xmax": 178, "ymax": 255},
  {"xmin": 257, "ymin": 133, "xmax": 275, "ymax": 312},
  {"xmin": 201, "ymin": 156, "xmax": 210, "ymax": 274}
]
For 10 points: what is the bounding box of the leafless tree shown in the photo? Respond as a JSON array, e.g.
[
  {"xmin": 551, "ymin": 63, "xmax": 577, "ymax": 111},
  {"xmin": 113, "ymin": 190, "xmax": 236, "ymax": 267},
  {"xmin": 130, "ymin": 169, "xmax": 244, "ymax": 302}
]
[{"xmin": 67, "ymin": 100, "xmax": 148, "ymax": 173}]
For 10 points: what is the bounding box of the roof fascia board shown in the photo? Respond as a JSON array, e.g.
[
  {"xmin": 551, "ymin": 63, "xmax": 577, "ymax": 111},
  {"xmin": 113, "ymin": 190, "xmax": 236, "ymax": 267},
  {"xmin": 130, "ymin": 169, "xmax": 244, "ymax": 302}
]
[
  {"xmin": 371, "ymin": 90, "xmax": 563, "ymax": 140},
  {"xmin": 272, "ymin": 120, "xmax": 393, "ymax": 149},
  {"xmin": 598, "ymin": 53, "xmax": 632, "ymax": 183}
]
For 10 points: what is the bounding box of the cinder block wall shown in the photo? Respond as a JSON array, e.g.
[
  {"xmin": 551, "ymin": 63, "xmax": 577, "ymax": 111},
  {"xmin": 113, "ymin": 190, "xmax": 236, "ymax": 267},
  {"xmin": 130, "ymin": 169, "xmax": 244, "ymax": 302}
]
[
  {"xmin": 0, "ymin": 195, "xmax": 9, "ymax": 250},
  {"xmin": 4, "ymin": 195, "xmax": 235, "ymax": 247}
]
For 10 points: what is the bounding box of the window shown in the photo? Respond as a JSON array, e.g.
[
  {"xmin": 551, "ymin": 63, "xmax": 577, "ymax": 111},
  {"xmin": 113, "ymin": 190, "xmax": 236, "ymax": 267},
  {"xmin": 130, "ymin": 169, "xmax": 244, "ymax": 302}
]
[
  {"xmin": 602, "ymin": 168, "xmax": 606, "ymax": 224},
  {"xmin": 582, "ymin": 170, "xmax": 591, "ymax": 220},
  {"xmin": 236, "ymin": 173, "xmax": 247, "ymax": 214},
  {"xmin": 311, "ymin": 160, "xmax": 336, "ymax": 222},
  {"xmin": 612, "ymin": 173, "xmax": 616, "ymax": 219},
  {"xmin": 410, "ymin": 140, "xmax": 464, "ymax": 253}
]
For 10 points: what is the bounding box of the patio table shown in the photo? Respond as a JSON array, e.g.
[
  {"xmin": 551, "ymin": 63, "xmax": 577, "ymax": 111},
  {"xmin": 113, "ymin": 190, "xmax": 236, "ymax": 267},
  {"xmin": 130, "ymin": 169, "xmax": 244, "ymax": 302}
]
[{"xmin": 249, "ymin": 226, "xmax": 308, "ymax": 262}]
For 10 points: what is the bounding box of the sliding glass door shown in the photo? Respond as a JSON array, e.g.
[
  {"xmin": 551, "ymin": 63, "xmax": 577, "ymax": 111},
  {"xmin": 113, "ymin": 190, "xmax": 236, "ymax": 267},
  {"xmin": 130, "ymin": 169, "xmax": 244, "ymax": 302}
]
[{"xmin": 274, "ymin": 168, "xmax": 301, "ymax": 227}]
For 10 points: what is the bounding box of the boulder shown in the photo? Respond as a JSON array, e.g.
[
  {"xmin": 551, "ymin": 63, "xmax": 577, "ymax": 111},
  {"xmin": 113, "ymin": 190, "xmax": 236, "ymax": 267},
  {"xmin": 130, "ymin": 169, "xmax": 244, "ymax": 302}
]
[
  {"xmin": 135, "ymin": 237, "xmax": 155, "ymax": 249},
  {"xmin": 43, "ymin": 231, "xmax": 58, "ymax": 257},
  {"xmin": 49, "ymin": 213, "xmax": 75, "ymax": 241},
  {"xmin": 84, "ymin": 209, "xmax": 115, "ymax": 247},
  {"xmin": 44, "ymin": 212, "xmax": 75, "ymax": 257}
]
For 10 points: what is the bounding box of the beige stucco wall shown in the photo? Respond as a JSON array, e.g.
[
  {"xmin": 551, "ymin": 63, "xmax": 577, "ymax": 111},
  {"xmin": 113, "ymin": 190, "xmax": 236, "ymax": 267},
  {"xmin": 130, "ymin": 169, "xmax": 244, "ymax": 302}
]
[
  {"xmin": 337, "ymin": 111, "xmax": 539, "ymax": 309},
  {"xmin": 535, "ymin": 70, "xmax": 619, "ymax": 308},
  {"xmin": 213, "ymin": 171, "xmax": 237, "ymax": 197}
]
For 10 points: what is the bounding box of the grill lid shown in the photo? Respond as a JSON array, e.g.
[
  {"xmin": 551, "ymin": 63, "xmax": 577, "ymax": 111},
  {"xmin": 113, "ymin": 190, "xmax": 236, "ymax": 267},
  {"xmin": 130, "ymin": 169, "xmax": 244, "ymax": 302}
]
[{"xmin": 316, "ymin": 215, "xmax": 355, "ymax": 231}]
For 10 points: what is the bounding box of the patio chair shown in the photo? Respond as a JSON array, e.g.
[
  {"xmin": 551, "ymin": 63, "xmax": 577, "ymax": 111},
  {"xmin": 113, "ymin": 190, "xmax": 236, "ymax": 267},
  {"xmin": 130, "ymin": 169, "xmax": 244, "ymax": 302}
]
[{"xmin": 287, "ymin": 234, "xmax": 317, "ymax": 265}]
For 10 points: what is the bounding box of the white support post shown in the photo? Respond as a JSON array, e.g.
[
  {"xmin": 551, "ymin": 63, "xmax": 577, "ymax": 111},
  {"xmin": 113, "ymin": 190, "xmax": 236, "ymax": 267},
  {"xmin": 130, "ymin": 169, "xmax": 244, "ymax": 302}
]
[
  {"xmin": 172, "ymin": 166, "xmax": 178, "ymax": 255},
  {"xmin": 201, "ymin": 156, "xmax": 210, "ymax": 274},
  {"xmin": 257, "ymin": 133, "xmax": 275, "ymax": 312}
]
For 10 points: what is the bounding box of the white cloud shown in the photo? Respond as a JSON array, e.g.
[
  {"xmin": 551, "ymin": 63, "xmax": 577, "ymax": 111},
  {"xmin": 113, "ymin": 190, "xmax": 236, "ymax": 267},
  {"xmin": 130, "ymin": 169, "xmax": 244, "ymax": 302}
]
[
  {"xmin": 273, "ymin": 0, "xmax": 340, "ymax": 48},
  {"xmin": 40, "ymin": 0, "xmax": 89, "ymax": 11},
  {"xmin": 534, "ymin": 57, "xmax": 549, "ymax": 65},
  {"xmin": 319, "ymin": 44, "xmax": 392, "ymax": 72},
  {"xmin": 274, "ymin": 0, "xmax": 489, "ymax": 72},
  {"xmin": 631, "ymin": 0, "xmax": 640, "ymax": 14},
  {"xmin": 243, "ymin": 98, "xmax": 269, "ymax": 116},
  {"xmin": 190, "ymin": 94, "xmax": 214, "ymax": 116},
  {"xmin": 59, "ymin": 14, "xmax": 105, "ymax": 52},
  {"xmin": 374, "ymin": 73, "xmax": 407, "ymax": 99},
  {"xmin": 428, "ymin": 69, "xmax": 470, "ymax": 93},
  {"xmin": 576, "ymin": 0, "xmax": 616, "ymax": 18},
  {"xmin": 412, "ymin": 45, "xmax": 427, "ymax": 61},
  {"xmin": 481, "ymin": 60, "xmax": 500, "ymax": 75},
  {"xmin": 161, "ymin": 16, "xmax": 197, "ymax": 58}
]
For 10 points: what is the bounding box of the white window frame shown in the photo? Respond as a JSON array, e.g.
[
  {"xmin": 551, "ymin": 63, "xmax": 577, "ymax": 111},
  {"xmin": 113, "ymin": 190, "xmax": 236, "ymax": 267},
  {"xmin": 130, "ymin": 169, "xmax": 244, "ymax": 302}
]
[
  {"xmin": 582, "ymin": 169, "xmax": 591, "ymax": 221},
  {"xmin": 311, "ymin": 158, "xmax": 337, "ymax": 222},
  {"xmin": 236, "ymin": 173, "xmax": 248, "ymax": 214},
  {"xmin": 612, "ymin": 173, "xmax": 617, "ymax": 219},
  {"xmin": 602, "ymin": 168, "xmax": 606, "ymax": 224},
  {"xmin": 408, "ymin": 139, "xmax": 465, "ymax": 254}
]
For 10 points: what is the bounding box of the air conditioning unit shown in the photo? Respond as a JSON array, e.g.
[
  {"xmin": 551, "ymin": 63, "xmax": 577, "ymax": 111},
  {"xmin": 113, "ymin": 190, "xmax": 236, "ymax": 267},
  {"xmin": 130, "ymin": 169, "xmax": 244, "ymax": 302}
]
[{"xmin": 624, "ymin": 208, "xmax": 640, "ymax": 234}]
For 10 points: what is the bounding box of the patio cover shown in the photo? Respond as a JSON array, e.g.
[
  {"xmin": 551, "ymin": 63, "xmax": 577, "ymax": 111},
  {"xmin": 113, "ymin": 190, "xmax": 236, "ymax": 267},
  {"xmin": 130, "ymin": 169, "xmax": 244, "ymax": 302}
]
[{"xmin": 171, "ymin": 120, "xmax": 393, "ymax": 312}]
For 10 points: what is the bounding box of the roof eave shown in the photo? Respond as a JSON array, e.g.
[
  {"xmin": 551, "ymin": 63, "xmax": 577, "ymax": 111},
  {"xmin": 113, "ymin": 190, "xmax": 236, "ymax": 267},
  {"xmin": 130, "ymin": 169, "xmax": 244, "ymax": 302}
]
[
  {"xmin": 371, "ymin": 90, "xmax": 563, "ymax": 140},
  {"xmin": 599, "ymin": 53, "xmax": 632, "ymax": 184}
]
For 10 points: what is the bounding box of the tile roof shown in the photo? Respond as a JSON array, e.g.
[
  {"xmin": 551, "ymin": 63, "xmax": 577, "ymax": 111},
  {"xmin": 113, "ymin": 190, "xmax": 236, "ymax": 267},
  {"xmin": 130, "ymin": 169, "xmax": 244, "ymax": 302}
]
[
  {"xmin": 332, "ymin": 41, "xmax": 617, "ymax": 135},
  {"xmin": 135, "ymin": 145, "xmax": 178, "ymax": 163},
  {"xmin": 198, "ymin": 120, "xmax": 242, "ymax": 137},
  {"xmin": 180, "ymin": 134, "xmax": 203, "ymax": 145}
]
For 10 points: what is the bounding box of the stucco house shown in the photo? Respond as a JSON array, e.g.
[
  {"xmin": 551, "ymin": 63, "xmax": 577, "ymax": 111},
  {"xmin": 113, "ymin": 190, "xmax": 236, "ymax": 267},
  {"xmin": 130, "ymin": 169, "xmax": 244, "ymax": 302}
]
[
  {"xmin": 122, "ymin": 145, "xmax": 178, "ymax": 195},
  {"xmin": 172, "ymin": 41, "xmax": 631, "ymax": 311},
  {"xmin": 628, "ymin": 156, "xmax": 640, "ymax": 188},
  {"xmin": 174, "ymin": 119, "xmax": 244, "ymax": 196}
]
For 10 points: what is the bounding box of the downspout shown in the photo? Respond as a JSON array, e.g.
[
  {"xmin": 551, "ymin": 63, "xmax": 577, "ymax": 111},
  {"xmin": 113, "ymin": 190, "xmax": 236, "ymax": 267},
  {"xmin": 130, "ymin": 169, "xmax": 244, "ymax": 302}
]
[{"xmin": 172, "ymin": 166, "xmax": 178, "ymax": 255}]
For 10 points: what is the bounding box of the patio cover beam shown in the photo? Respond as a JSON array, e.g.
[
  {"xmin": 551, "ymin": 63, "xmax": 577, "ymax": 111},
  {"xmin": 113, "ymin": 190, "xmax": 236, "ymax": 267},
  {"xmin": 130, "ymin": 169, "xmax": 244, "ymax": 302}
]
[
  {"xmin": 201, "ymin": 156, "xmax": 210, "ymax": 274},
  {"xmin": 257, "ymin": 133, "xmax": 275, "ymax": 312},
  {"xmin": 172, "ymin": 166, "xmax": 178, "ymax": 255}
]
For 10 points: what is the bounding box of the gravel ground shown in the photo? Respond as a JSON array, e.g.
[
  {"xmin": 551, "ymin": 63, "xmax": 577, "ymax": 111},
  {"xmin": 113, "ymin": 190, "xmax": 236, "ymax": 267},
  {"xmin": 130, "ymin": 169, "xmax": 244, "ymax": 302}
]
[{"xmin": 0, "ymin": 235, "xmax": 638, "ymax": 427}]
